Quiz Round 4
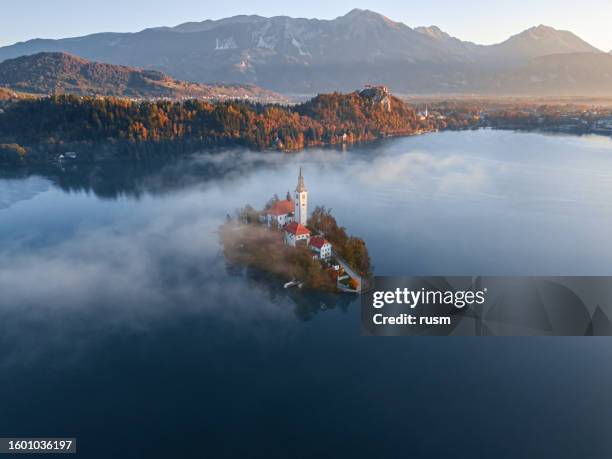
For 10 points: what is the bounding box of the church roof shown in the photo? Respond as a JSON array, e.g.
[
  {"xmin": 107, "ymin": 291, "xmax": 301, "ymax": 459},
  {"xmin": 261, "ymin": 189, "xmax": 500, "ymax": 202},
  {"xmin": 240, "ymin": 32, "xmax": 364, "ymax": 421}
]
[
  {"xmin": 309, "ymin": 236, "xmax": 330, "ymax": 249},
  {"xmin": 264, "ymin": 199, "xmax": 294, "ymax": 216},
  {"xmin": 285, "ymin": 221, "xmax": 310, "ymax": 236}
]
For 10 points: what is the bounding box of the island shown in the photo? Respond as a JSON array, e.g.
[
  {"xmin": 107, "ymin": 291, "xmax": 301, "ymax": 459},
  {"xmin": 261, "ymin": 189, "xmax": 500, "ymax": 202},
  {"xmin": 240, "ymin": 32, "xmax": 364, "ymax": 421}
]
[{"xmin": 219, "ymin": 168, "xmax": 371, "ymax": 293}]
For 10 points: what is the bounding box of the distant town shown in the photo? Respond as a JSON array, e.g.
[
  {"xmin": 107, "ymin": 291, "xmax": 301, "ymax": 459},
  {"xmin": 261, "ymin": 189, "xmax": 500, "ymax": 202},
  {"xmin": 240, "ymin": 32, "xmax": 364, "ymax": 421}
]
[
  {"xmin": 483, "ymin": 105, "xmax": 612, "ymax": 136},
  {"xmin": 417, "ymin": 96, "xmax": 612, "ymax": 136}
]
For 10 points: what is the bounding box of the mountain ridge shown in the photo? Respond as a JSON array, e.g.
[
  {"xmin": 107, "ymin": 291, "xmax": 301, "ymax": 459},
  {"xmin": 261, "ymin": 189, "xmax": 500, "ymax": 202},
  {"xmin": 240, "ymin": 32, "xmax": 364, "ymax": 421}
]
[
  {"xmin": 0, "ymin": 52, "xmax": 287, "ymax": 101},
  {"xmin": 0, "ymin": 9, "xmax": 608, "ymax": 95}
]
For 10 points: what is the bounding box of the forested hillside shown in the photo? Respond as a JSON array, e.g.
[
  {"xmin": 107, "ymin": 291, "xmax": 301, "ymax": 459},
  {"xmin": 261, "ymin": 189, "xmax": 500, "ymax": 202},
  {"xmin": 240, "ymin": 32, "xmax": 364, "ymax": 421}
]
[
  {"xmin": 0, "ymin": 88, "xmax": 477, "ymax": 165},
  {"xmin": 0, "ymin": 52, "xmax": 287, "ymax": 102}
]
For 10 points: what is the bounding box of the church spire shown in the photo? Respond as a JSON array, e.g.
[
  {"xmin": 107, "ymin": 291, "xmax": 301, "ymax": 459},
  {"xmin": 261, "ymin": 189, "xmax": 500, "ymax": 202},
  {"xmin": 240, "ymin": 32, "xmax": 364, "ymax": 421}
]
[
  {"xmin": 296, "ymin": 166, "xmax": 306, "ymax": 192},
  {"xmin": 294, "ymin": 167, "xmax": 308, "ymax": 226}
]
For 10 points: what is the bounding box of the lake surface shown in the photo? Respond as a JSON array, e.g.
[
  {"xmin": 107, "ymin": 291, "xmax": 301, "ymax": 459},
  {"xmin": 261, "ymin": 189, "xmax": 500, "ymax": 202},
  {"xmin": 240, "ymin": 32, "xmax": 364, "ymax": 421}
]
[{"xmin": 1, "ymin": 130, "xmax": 612, "ymax": 458}]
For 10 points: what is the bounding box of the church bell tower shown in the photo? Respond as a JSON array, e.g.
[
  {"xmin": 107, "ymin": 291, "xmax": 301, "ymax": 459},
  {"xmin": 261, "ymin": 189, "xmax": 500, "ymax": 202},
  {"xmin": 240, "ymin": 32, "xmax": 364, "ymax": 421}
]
[{"xmin": 295, "ymin": 167, "xmax": 308, "ymax": 226}]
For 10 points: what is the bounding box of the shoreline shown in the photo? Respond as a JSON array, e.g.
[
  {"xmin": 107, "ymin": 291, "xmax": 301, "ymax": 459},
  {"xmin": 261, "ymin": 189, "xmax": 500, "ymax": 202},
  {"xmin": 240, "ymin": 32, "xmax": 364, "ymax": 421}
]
[
  {"xmin": 3, "ymin": 124, "xmax": 612, "ymax": 170},
  {"xmin": 0, "ymin": 126, "xmax": 464, "ymax": 169}
]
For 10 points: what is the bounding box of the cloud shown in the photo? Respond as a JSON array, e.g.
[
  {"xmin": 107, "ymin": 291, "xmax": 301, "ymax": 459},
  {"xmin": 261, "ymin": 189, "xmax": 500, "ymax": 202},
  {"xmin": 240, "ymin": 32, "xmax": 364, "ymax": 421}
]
[
  {"xmin": 0, "ymin": 176, "xmax": 51, "ymax": 210},
  {"xmin": 0, "ymin": 185, "xmax": 301, "ymax": 367},
  {"xmin": 349, "ymin": 150, "xmax": 496, "ymax": 199}
]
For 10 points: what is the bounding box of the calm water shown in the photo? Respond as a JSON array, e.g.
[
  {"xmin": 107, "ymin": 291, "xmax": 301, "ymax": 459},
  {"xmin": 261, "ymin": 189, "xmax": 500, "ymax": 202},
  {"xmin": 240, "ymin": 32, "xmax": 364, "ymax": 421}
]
[{"xmin": 1, "ymin": 130, "xmax": 612, "ymax": 458}]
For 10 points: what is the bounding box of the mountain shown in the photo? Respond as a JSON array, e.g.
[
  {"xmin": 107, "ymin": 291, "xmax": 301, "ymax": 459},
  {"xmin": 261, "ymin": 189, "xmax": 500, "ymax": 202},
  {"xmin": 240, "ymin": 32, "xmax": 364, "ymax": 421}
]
[
  {"xmin": 414, "ymin": 24, "xmax": 602, "ymax": 63},
  {"xmin": 488, "ymin": 25, "xmax": 602, "ymax": 60},
  {"xmin": 0, "ymin": 9, "xmax": 608, "ymax": 95},
  {"xmin": 415, "ymin": 26, "xmax": 451, "ymax": 41},
  {"xmin": 414, "ymin": 25, "xmax": 486, "ymax": 63},
  {"xmin": 485, "ymin": 52, "xmax": 612, "ymax": 96},
  {"xmin": 0, "ymin": 52, "xmax": 287, "ymax": 102}
]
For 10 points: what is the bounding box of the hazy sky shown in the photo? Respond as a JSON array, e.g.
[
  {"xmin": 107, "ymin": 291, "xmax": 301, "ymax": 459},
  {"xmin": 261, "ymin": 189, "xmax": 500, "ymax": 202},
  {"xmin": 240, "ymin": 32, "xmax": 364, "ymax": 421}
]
[{"xmin": 1, "ymin": 0, "xmax": 611, "ymax": 51}]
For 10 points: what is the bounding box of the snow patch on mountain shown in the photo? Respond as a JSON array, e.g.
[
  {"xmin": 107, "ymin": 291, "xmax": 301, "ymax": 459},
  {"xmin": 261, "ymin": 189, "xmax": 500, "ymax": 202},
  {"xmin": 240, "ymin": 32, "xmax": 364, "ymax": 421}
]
[
  {"xmin": 291, "ymin": 38, "xmax": 310, "ymax": 56},
  {"xmin": 215, "ymin": 37, "xmax": 238, "ymax": 51},
  {"xmin": 257, "ymin": 36, "xmax": 275, "ymax": 49}
]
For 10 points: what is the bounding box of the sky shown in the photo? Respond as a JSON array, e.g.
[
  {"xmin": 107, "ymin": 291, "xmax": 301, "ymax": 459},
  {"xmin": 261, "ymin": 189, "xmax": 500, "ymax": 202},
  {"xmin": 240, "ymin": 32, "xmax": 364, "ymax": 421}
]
[{"xmin": 1, "ymin": 0, "xmax": 611, "ymax": 51}]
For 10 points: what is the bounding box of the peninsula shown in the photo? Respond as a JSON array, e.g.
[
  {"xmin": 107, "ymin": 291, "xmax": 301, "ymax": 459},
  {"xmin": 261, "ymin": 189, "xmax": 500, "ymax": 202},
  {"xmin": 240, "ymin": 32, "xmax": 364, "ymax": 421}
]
[{"xmin": 0, "ymin": 85, "xmax": 478, "ymax": 166}]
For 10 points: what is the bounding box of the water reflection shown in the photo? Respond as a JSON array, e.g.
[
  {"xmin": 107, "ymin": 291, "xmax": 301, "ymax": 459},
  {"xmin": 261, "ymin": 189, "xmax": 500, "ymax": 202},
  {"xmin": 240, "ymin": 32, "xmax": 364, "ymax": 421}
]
[
  {"xmin": 1, "ymin": 150, "xmax": 288, "ymax": 200},
  {"xmin": 231, "ymin": 266, "xmax": 356, "ymax": 321}
]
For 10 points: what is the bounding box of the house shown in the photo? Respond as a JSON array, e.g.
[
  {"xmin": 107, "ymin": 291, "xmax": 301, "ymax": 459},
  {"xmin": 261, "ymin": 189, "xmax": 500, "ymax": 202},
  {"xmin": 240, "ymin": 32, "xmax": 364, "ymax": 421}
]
[
  {"xmin": 284, "ymin": 221, "xmax": 311, "ymax": 247},
  {"xmin": 262, "ymin": 197, "xmax": 294, "ymax": 227},
  {"xmin": 309, "ymin": 236, "xmax": 332, "ymax": 259}
]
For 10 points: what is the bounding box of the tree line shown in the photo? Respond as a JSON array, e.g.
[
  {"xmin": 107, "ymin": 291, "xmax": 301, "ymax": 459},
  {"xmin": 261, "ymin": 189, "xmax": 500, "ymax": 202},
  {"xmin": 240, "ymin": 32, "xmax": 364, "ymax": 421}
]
[{"xmin": 0, "ymin": 91, "xmax": 476, "ymax": 164}]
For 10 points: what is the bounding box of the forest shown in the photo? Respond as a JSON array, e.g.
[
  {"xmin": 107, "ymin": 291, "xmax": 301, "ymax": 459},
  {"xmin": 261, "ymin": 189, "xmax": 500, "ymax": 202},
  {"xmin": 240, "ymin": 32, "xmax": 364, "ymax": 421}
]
[
  {"xmin": 307, "ymin": 206, "xmax": 371, "ymax": 279},
  {"xmin": 0, "ymin": 90, "xmax": 478, "ymax": 165}
]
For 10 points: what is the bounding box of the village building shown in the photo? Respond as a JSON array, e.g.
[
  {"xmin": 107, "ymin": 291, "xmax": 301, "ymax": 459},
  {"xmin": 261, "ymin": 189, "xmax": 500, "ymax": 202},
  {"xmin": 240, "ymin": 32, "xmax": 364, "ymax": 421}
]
[
  {"xmin": 262, "ymin": 167, "xmax": 307, "ymax": 229},
  {"xmin": 309, "ymin": 236, "xmax": 332, "ymax": 259},
  {"xmin": 418, "ymin": 105, "xmax": 429, "ymax": 121},
  {"xmin": 284, "ymin": 221, "xmax": 311, "ymax": 246},
  {"xmin": 262, "ymin": 194, "xmax": 294, "ymax": 227}
]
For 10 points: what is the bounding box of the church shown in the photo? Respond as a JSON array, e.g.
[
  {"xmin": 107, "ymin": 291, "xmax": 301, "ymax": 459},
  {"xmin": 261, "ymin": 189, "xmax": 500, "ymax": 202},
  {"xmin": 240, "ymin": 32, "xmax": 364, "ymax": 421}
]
[{"xmin": 262, "ymin": 168, "xmax": 332, "ymax": 259}]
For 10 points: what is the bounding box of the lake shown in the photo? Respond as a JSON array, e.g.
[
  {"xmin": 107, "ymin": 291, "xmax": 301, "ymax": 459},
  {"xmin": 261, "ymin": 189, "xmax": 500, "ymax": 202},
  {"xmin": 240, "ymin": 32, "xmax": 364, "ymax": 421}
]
[{"xmin": 1, "ymin": 129, "xmax": 612, "ymax": 458}]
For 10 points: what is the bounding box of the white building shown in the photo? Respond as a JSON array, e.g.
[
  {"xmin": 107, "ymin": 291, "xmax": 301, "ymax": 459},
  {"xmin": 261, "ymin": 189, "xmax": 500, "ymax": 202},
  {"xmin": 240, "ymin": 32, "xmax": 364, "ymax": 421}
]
[
  {"xmin": 275, "ymin": 169, "xmax": 335, "ymax": 259},
  {"xmin": 295, "ymin": 167, "xmax": 308, "ymax": 226},
  {"xmin": 418, "ymin": 105, "xmax": 429, "ymax": 121},
  {"xmin": 262, "ymin": 197, "xmax": 294, "ymax": 227},
  {"xmin": 309, "ymin": 236, "xmax": 332, "ymax": 259},
  {"xmin": 284, "ymin": 221, "xmax": 311, "ymax": 247}
]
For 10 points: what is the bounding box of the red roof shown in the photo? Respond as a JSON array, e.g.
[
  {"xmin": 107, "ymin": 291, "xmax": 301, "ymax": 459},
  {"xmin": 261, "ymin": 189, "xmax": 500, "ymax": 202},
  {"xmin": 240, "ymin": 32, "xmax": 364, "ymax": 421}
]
[
  {"xmin": 264, "ymin": 199, "xmax": 294, "ymax": 216},
  {"xmin": 309, "ymin": 236, "xmax": 330, "ymax": 249},
  {"xmin": 285, "ymin": 222, "xmax": 310, "ymax": 236}
]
